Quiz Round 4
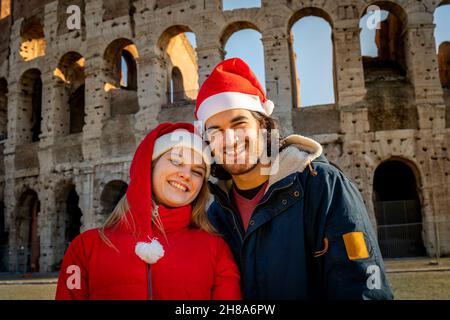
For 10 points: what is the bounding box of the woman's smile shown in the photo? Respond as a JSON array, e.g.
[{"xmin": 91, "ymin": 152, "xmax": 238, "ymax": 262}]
[{"xmin": 168, "ymin": 180, "xmax": 190, "ymax": 192}]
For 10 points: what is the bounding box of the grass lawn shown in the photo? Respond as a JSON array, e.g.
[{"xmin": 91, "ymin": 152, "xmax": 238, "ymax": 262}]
[
  {"xmin": 387, "ymin": 271, "xmax": 450, "ymax": 300},
  {"xmin": 0, "ymin": 284, "xmax": 56, "ymax": 300}
]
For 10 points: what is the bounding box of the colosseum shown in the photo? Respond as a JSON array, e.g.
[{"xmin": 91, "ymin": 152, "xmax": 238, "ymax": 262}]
[{"xmin": 0, "ymin": 0, "xmax": 448, "ymax": 272}]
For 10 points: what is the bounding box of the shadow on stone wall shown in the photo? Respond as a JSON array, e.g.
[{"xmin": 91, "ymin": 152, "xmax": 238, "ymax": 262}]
[{"xmin": 364, "ymin": 59, "xmax": 418, "ymax": 131}]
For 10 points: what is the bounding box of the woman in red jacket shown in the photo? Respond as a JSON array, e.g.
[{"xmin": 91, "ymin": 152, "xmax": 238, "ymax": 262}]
[{"xmin": 55, "ymin": 122, "xmax": 241, "ymax": 300}]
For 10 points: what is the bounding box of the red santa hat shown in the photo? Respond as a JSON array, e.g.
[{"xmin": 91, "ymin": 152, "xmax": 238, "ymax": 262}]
[{"xmin": 195, "ymin": 58, "xmax": 274, "ymax": 125}]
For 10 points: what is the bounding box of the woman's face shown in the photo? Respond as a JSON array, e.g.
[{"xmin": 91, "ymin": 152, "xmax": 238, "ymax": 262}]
[{"xmin": 152, "ymin": 147, "xmax": 206, "ymax": 208}]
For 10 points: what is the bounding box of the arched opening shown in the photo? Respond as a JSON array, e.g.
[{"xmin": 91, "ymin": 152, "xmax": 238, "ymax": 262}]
[
  {"xmin": 373, "ymin": 160, "xmax": 426, "ymax": 258},
  {"xmin": 19, "ymin": 16, "xmax": 46, "ymax": 61},
  {"xmin": 222, "ymin": 0, "xmax": 261, "ymax": 10},
  {"xmin": 54, "ymin": 183, "xmax": 82, "ymax": 270},
  {"xmin": 360, "ymin": 2, "xmax": 417, "ymax": 131},
  {"xmin": 120, "ymin": 50, "xmax": 137, "ymax": 90},
  {"xmin": 100, "ymin": 180, "xmax": 128, "ymax": 222},
  {"xmin": 170, "ymin": 67, "xmax": 184, "ymax": 103},
  {"xmin": 0, "ymin": 78, "xmax": 7, "ymax": 141},
  {"xmin": 360, "ymin": 3, "xmax": 408, "ymax": 77},
  {"xmin": 15, "ymin": 189, "xmax": 40, "ymax": 272},
  {"xmin": 159, "ymin": 26, "xmax": 199, "ymax": 106},
  {"xmin": 104, "ymin": 39, "xmax": 139, "ymax": 116},
  {"xmin": 289, "ymin": 9, "xmax": 335, "ymax": 107},
  {"xmin": 221, "ymin": 22, "xmax": 266, "ymax": 91},
  {"xmin": 434, "ymin": 3, "xmax": 450, "ymax": 127},
  {"xmin": 18, "ymin": 69, "xmax": 42, "ymax": 144},
  {"xmin": 54, "ymin": 52, "xmax": 86, "ymax": 135}
]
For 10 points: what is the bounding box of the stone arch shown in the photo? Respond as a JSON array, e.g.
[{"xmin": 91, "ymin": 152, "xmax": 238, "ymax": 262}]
[
  {"xmin": 0, "ymin": 78, "xmax": 7, "ymax": 141},
  {"xmin": 360, "ymin": 1, "xmax": 409, "ymax": 76},
  {"xmin": 100, "ymin": 180, "xmax": 128, "ymax": 221},
  {"xmin": 435, "ymin": 0, "xmax": 450, "ymax": 10},
  {"xmin": 104, "ymin": 38, "xmax": 139, "ymax": 116},
  {"xmin": 288, "ymin": 7, "xmax": 334, "ymax": 30},
  {"xmin": 54, "ymin": 51, "xmax": 86, "ymax": 135},
  {"xmin": 104, "ymin": 38, "xmax": 139, "ymax": 90},
  {"xmin": 288, "ymin": 8, "xmax": 336, "ymax": 108},
  {"xmin": 19, "ymin": 16, "xmax": 46, "ymax": 61},
  {"xmin": 219, "ymin": 21, "xmax": 261, "ymax": 49},
  {"xmin": 14, "ymin": 189, "xmax": 40, "ymax": 272},
  {"xmin": 17, "ymin": 69, "xmax": 42, "ymax": 144},
  {"xmin": 53, "ymin": 180, "xmax": 82, "ymax": 270},
  {"xmin": 158, "ymin": 25, "xmax": 199, "ymax": 104},
  {"xmin": 372, "ymin": 157, "xmax": 427, "ymax": 258}
]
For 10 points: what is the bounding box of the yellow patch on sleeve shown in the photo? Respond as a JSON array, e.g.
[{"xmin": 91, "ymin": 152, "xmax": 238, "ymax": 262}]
[{"xmin": 342, "ymin": 232, "xmax": 369, "ymax": 260}]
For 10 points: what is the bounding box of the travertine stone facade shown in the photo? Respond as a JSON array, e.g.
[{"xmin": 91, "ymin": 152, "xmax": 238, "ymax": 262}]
[{"xmin": 0, "ymin": 0, "xmax": 449, "ymax": 272}]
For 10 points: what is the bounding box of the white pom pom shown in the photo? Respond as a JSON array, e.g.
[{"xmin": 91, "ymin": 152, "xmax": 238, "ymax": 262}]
[
  {"xmin": 263, "ymin": 99, "xmax": 274, "ymax": 115},
  {"xmin": 135, "ymin": 238, "xmax": 165, "ymax": 264}
]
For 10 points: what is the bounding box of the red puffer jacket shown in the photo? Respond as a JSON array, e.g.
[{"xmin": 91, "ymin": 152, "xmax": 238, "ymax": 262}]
[{"xmin": 55, "ymin": 123, "xmax": 241, "ymax": 300}]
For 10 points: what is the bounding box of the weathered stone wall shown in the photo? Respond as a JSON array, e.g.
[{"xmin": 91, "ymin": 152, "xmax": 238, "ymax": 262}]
[{"xmin": 0, "ymin": 0, "xmax": 448, "ymax": 271}]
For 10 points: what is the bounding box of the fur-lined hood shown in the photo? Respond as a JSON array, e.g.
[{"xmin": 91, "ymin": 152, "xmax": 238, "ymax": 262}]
[{"xmin": 210, "ymin": 134, "xmax": 323, "ymax": 193}]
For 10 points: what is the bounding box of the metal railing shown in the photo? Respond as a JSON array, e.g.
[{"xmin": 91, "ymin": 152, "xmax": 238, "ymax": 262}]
[
  {"xmin": 376, "ymin": 219, "xmax": 448, "ymax": 262},
  {"xmin": 377, "ymin": 222, "xmax": 426, "ymax": 258}
]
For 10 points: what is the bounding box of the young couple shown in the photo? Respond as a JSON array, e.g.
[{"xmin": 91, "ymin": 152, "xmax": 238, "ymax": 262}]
[{"xmin": 56, "ymin": 58, "xmax": 393, "ymax": 300}]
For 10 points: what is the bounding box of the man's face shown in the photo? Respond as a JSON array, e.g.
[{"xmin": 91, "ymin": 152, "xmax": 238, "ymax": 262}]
[{"xmin": 204, "ymin": 109, "xmax": 264, "ymax": 176}]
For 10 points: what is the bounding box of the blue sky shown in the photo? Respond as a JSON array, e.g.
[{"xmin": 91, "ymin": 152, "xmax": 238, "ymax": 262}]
[{"xmin": 182, "ymin": 2, "xmax": 450, "ymax": 107}]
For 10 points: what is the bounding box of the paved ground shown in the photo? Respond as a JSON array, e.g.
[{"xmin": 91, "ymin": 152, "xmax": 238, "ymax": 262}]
[{"xmin": 0, "ymin": 257, "xmax": 449, "ymax": 300}]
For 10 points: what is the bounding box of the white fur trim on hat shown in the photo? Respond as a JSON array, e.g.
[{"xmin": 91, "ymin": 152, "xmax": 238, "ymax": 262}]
[
  {"xmin": 196, "ymin": 92, "xmax": 271, "ymax": 123},
  {"xmin": 153, "ymin": 129, "xmax": 212, "ymax": 176},
  {"xmin": 135, "ymin": 238, "xmax": 164, "ymax": 264}
]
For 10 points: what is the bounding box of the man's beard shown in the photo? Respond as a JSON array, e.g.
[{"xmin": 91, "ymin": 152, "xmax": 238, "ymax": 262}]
[
  {"xmin": 214, "ymin": 136, "xmax": 263, "ymax": 176},
  {"xmin": 221, "ymin": 159, "xmax": 260, "ymax": 176}
]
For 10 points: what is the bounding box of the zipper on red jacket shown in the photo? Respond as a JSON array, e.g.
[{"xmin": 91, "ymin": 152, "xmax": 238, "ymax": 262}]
[{"xmin": 147, "ymin": 265, "xmax": 153, "ymax": 300}]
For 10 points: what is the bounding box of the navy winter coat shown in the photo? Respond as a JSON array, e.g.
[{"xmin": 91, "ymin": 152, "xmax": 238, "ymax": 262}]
[{"xmin": 207, "ymin": 135, "xmax": 394, "ymax": 300}]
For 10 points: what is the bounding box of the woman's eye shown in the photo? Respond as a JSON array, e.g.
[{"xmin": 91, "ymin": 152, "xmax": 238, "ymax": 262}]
[
  {"xmin": 170, "ymin": 158, "xmax": 182, "ymax": 166},
  {"xmin": 192, "ymin": 170, "xmax": 204, "ymax": 177}
]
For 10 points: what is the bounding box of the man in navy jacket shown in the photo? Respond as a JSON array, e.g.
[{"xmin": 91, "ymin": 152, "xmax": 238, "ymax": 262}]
[{"xmin": 194, "ymin": 58, "xmax": 393, "ymax": 300}]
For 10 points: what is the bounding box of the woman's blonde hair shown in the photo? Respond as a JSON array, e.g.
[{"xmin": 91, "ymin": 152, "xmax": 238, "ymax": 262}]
[{"xmin": 99, "ymin": 156, "xmax": 215, "ymax": 249}]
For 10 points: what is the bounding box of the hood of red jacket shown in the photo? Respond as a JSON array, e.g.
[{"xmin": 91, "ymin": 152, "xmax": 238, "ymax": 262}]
[{"xmin": 125, "ymin": 122, "xmax": 196, "ymax": 241}]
